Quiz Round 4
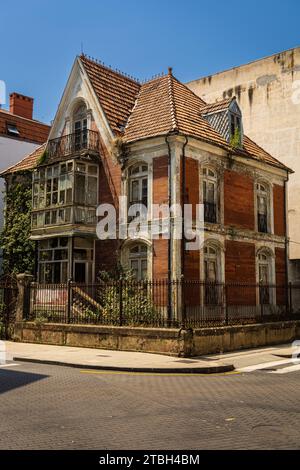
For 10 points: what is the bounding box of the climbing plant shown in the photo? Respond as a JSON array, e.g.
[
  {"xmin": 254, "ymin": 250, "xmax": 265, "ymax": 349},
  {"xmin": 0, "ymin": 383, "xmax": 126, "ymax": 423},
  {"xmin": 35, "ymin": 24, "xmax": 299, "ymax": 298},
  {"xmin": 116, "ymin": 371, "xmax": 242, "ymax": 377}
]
[
  {"xmin": 230, "ymin": 127, "xmax": 241, "ymax": 149},
  {"xmin": 0, "ymin": 173, "xmax": 35, "ymax": 274}
]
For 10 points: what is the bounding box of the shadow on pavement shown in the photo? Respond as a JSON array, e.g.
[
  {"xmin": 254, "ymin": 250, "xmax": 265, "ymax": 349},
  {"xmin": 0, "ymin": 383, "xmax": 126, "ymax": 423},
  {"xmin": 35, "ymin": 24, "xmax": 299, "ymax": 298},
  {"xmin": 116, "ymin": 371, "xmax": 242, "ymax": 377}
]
[{"xmin": 0, "ymin": 368, "xmax": 48, "ymax": 394}]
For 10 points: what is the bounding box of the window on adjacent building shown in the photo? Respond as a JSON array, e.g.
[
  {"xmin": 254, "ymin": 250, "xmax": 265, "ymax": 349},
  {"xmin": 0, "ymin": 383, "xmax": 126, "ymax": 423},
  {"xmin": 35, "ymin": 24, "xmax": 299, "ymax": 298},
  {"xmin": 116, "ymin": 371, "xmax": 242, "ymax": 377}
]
[
  {"xmin": 128, "ymin": 243, "xmax": 148, "ymax": 280},
  {"xmin": 257, "ymin": 183, "xmax": 269, "ymax": 233},
  {"xmin": 202, "ymin": 168, "xmax": 217, "ymax": 223},
  {"xmin": 6, "ymin": 123, "xmax": 20, "ymax": 137}
]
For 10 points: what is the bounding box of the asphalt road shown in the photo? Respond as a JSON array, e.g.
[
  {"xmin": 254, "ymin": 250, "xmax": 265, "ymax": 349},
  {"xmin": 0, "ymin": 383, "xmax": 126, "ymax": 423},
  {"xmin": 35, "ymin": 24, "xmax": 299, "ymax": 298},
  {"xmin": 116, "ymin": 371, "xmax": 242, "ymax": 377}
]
[{"xmin": 0, "ymin": 360, "xmax": 299, "ymax": 450}]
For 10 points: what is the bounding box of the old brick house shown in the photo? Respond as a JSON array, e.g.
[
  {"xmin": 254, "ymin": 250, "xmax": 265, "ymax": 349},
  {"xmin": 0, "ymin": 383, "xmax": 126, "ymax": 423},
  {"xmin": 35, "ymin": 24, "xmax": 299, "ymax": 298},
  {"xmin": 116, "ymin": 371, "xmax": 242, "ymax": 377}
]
[
  {"xmin": 187, "ymin": 47, "xmax": 300, "ymax": 283},
  {"xmin": 3, "ymin": 55, "xmax": 291, "ymax": 312}
]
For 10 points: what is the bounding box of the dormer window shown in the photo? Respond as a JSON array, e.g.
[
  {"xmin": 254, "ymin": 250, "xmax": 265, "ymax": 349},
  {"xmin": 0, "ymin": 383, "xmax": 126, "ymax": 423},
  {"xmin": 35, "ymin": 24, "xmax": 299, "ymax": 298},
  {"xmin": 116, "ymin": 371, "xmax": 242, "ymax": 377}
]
[
  {"xmin": 230, "ymin": 112, "xmax": 242, "ymax": 147},
  {"xmin": 201, "ymin": 97, "xmax": 243, "ymax": 146}
]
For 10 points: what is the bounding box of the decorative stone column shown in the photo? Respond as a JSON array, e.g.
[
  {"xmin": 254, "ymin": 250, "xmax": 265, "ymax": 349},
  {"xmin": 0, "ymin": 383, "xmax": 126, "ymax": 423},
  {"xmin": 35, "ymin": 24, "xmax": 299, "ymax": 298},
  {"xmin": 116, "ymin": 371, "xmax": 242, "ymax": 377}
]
[{"xmin": 15, "ymin": 273, "xmax": 34, "ymax": 322}]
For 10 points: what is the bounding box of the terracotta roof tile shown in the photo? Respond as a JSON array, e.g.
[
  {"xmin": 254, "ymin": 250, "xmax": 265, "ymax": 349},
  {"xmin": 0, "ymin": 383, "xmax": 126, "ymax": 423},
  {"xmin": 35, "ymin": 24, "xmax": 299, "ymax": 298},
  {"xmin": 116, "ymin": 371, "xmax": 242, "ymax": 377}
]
[
  {"xmin": 0, "ymin": 109, "xmax": 50, "ymax": 143},
  {"xmin": 200, "ymin": 98, "xmax": 233, "ymax": 114},
  {"xmin": 124, "ymin": 73, "xmax": 232, "ymax": 147},
  {"xmin": 5, "ymin": 57, "xmax": 289, "ymax": 175},
  {"xmin": 0, "ymin": 143, "xmax": 46, "ymax": 176},
  {"xmin": 79, "ymin": 55, "xmax": 140, "ymax": 134},
  {"xmin": 124, "ymin": 73, "xmax": 289, "ymax": 171},
  {"xmin": 242, "ymin": 135, "xmax": 291, "ymax": 171}
]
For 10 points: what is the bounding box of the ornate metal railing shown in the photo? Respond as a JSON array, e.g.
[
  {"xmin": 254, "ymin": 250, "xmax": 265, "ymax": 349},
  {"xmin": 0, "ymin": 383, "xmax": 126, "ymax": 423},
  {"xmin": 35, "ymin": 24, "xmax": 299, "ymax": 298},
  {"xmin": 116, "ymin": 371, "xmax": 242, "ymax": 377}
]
[
  {"xmin": 25, "ymin": 280, "xmax": 300, "ymax": 328},
  {"xmin": 47, "ymin": 130, "xmax": 99, "ymax": 159}
]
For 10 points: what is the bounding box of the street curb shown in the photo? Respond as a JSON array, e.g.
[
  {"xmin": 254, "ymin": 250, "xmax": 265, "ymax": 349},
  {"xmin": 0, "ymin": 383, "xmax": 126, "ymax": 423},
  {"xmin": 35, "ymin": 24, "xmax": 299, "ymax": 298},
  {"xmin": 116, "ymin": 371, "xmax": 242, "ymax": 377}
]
[{"xmin": 13, "ymin": 357, "xmax": 235, "ymax": 374}]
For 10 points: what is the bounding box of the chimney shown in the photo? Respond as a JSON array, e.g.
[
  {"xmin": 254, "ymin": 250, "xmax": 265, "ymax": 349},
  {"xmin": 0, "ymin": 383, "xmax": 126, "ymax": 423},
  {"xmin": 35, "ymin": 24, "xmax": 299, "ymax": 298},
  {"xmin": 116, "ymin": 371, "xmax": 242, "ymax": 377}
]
[{"xmin": 9, "ymin": 92, "xmax": 34, "ymax": 120}]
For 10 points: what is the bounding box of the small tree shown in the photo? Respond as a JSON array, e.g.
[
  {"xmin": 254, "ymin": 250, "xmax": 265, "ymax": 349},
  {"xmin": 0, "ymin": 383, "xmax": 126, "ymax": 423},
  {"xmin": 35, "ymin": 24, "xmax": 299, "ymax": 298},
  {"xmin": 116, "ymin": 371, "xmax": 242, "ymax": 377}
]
[
  {"xmin": 230, "ymin": 127, "xmax": 241, "ymax": 149},
  {"xmin": 0, "ymin": 173, "xmax": 35, "ymax": 274},
  {"xmin": 93, "ymin": 265, "xmax": 162, "ymax": 326}
]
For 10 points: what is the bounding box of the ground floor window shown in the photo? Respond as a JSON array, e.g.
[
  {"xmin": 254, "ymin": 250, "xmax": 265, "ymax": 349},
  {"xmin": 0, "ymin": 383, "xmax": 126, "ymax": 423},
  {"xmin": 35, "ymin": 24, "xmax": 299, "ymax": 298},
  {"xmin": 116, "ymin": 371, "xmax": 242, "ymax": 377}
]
[
  {"xmin": 128, "ymin": 243, "xmax": 148, "ymax": 280},
  {"xmin": 257, "ymin": 250, "xmax": 273, "ymax": 304},
  {"xmin": 204, "ymin": 244, "xmax": 221, "ymax": 305},
  {"xmin": 38, "ymin": 236, "xmax": 94, "ymax": 283}
]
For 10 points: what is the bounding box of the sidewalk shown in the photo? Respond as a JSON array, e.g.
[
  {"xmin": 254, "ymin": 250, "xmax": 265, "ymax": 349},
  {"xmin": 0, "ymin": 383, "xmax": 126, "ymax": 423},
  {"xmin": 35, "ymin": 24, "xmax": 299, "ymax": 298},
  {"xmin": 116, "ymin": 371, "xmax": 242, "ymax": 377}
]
[{"xmin": 4, "ymin": 341, "xmax": 234, "ymax": 374}]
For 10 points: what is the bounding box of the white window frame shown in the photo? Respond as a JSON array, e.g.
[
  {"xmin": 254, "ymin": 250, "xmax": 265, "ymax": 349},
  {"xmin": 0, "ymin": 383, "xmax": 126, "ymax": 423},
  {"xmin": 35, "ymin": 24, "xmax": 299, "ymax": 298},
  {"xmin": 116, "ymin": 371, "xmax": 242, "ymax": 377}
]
[{"xmin": 128, "ymin": 243, "xmax": 148, "ymax": 280}]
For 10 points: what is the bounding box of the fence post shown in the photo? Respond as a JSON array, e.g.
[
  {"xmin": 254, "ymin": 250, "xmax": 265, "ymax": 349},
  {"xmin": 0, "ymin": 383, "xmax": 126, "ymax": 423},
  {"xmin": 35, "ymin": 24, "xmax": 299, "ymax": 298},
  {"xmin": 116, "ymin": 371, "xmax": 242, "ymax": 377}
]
[
  {"xmin": 225, "ymin": 284, "xmax": 229, "ymax": 326},
  {"xmin": 181, "ymin": 277, "xmax": 186, "ymax": 329},
  {"xmin": 16, "ymin": 273, "xmax": 34, "ymax": 322},
  {"xmin": 67, "ymin": 278, "xmax": 72, "ymax": 324},
  {"xmin": 259, "ymin": 282, "xmax": 264, "ymax": 321},
  {"xmin": 289, "ymin": 281, "xmax": 293, "ymax": 315},
  {"xmin": 119, "ymin": 278, "xmax": 123, "ymax": 326}
]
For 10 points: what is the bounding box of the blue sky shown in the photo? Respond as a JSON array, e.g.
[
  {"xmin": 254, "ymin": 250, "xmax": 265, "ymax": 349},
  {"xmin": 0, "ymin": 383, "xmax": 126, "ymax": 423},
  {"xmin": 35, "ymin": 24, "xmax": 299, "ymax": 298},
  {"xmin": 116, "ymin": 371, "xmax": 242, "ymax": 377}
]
[{"xmin": 1, "ymin": 0, "xmax": 300, "ymax": 124}]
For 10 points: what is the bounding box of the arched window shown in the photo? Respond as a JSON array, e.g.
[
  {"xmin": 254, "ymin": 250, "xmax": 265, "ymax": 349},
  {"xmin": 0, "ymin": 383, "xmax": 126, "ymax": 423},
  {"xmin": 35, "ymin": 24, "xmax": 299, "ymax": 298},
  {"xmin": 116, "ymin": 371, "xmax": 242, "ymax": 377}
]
[
  {"xmin": 204, "ymin": 244, "xmax": 219, "ymax": 282},
  {"xmin": 256, "ymin": 182, "xmax": 270, "ymax": 233},
  {"xmin": 202, "ymin": 167, "xmax": 217, "ymax": 223},
  {"xmin": 204, "ymin": 243, "xmax": 222, "ymax": 305},
  {"xmin": 257, "ymin": 249, "xmax": 274, "ymax": 305},
  {"xmin": 128, "ymin": 164, "xmax": 148, "ymax": 207},
  {"xmin": 128, "ymin": 243, "xmax": 148, "ymax": 280},
  {"xmin": 72, "ymin": 102, "xmax": 88, "ymax": 150}
]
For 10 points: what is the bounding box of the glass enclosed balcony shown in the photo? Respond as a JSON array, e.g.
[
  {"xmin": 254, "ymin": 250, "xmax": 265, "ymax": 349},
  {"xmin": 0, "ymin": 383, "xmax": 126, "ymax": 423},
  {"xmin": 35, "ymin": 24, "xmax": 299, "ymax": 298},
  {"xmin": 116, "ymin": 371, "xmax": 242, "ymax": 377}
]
[{"xmin": 31, "ymin": 159, "xmax": 98, "ymax": 230}]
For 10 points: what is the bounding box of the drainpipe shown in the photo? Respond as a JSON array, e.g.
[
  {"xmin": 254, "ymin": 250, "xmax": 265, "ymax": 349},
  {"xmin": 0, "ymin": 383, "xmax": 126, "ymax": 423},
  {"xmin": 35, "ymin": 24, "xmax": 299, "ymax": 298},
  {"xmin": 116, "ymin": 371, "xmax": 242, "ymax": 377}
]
[
  {"xmin": 284, "ymin": 171, "xmax": 290, "ymax": 311},
  {"xmin": 165, "ymin": 134, "xmax": 173, "ymax": 324},
  {"xmin": 181, "ymin": 135, "xmax": 188, "ymax": 325}
]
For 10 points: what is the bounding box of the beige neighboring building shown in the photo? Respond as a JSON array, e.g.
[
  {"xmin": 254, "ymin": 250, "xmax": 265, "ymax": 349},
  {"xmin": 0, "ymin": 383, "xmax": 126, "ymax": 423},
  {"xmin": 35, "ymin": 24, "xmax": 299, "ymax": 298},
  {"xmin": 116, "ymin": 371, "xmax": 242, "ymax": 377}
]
[{"xmin": 187, "ymin": 47, "xmax": 300, "ymax": 281}]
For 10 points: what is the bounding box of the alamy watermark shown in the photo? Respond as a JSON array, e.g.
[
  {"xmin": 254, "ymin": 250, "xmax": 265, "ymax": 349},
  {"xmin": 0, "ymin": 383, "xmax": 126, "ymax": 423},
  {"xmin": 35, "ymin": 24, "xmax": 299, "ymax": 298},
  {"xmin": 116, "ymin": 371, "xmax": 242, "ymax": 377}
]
[{"xmin": 96, "ymin": 197, "xmax": 205, "ymax": 250}]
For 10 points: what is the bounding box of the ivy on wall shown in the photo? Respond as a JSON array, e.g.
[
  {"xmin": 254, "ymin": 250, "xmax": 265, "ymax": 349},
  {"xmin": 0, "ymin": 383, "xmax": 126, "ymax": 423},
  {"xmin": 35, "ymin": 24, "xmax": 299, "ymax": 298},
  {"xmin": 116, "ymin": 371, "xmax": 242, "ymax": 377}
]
[{"xmin": 0, "ymin": 173, "xmax": 35, "ymax": 274}]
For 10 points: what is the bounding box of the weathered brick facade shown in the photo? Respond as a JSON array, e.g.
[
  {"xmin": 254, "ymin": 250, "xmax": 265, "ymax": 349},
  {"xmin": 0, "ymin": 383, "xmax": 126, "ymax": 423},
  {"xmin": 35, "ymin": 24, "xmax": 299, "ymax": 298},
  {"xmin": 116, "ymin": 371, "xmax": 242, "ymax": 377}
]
[{"xmin": 224, "ymin": 169, "xmax": 255, "ymax": 230}]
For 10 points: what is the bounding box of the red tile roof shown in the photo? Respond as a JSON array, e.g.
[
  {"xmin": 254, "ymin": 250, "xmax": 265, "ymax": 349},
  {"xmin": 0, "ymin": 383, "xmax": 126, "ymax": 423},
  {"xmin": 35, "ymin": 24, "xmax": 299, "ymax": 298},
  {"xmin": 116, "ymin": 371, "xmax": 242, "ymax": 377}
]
[
  {"xmin": 79, "ymin": 55, "xmax": 140, "ymax": 134},
  {"xmin": 0, "ymin": 109, "xmax": 50, "ymax": 144},
  {"xmin": 200, "ymin": 98, "xmax": 233, "ymax": 114},
  {"xmin": 4, "ymin": 56, "xmax": 290, "ymax": 175},
  {"xmin": 0, "ymin": 143, "xmax": 46, "ymax": 176}
]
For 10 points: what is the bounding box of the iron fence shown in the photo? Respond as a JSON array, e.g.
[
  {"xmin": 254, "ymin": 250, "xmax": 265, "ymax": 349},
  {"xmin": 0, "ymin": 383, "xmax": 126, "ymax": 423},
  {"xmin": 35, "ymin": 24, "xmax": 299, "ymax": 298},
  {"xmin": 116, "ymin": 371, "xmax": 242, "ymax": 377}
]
[
  {"xmin": 25, "ymin": 279, "xmax": 300, "ymax": 328},
  {"xmin": 0, "ymin": 275, "xmax": 18, "ymax": 339}
]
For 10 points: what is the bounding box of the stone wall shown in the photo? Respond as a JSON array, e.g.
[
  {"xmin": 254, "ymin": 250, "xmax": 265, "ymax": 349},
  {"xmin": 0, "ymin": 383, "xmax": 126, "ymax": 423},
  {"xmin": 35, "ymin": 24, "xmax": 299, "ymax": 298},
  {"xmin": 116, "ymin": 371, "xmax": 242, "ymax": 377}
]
[{"xmin": 14, "ymin": 319, "xmax": 300, "ymax": 357}]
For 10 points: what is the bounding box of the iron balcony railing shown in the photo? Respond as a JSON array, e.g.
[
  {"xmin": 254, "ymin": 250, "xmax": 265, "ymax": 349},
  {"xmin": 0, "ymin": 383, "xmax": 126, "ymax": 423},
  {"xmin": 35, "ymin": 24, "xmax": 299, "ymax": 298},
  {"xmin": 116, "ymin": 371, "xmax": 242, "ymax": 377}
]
[{"xmin": 47, "ymin": 130, "xmax": 99, "ymax": 159}]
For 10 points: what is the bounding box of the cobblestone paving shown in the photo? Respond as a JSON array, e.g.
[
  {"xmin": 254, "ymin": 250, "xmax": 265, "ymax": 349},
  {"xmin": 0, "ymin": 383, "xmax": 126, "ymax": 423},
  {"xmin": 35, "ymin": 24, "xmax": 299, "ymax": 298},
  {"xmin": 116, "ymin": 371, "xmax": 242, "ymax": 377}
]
[{"xmin": 0, "ymin": 363, "xmax": 299, "ymax": 450}]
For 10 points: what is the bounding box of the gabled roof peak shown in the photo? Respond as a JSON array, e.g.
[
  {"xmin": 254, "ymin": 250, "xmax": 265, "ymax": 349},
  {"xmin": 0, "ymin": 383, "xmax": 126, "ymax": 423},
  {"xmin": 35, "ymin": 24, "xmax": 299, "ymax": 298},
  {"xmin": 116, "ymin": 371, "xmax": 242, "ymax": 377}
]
[{"xmin": 80, "ymin": 54, "xmax": 140, "ymax": 84}]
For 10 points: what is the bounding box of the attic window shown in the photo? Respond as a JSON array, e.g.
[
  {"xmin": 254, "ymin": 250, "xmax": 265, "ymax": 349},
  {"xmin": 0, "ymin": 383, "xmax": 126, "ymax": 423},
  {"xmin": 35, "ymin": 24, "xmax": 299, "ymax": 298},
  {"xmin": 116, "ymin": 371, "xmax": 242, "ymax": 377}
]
[
  {"xmin": 230, "ymin": 114, "xmax": 241, "ymax": 135},
  {"xmin": 230, "ymin": 113, "xmax": 241, "ymax": 146},
  {"xmin": 6, "ymin": 123, "xmax": 20, "ymax": 137}
]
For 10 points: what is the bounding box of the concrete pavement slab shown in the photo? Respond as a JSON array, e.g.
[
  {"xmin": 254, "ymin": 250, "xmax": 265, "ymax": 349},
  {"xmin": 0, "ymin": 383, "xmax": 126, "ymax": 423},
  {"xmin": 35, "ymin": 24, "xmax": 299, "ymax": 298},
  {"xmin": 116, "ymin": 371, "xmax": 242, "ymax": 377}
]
[{"xmin": 4, "ymin": 341, "xmax": 234, "ymax": 374}]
